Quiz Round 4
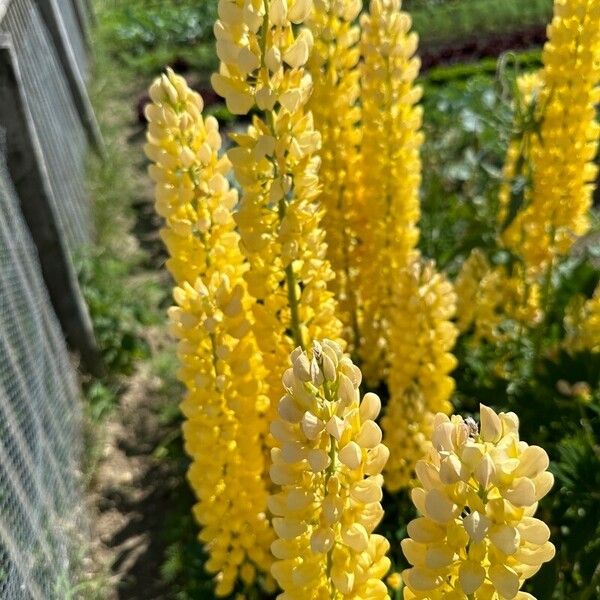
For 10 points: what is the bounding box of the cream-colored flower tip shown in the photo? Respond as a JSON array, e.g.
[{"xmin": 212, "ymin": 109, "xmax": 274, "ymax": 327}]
[
  {"xmin": 213, "ymin": 0, "xmax": 315, "ymax": 115},
  {"xmin": 214, "ymin": 0, "xmax": 343, "ymax": 444},
  {"xmin": 270, "ymin": 341, "xmax": 391, "ymax": 599},
  {"xmin": 401, "ymin": 404, "xmax": 555, "ymax": 599}
]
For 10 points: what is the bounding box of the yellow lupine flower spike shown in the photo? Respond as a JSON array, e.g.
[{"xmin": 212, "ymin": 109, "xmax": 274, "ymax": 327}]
[
  {"xmin": 402, "ymin": 404, "xmax": 555, "ymax": 600},
  {"xmin": 145, "ymin": 70, "xmax": 274, "ymax": 597},
  {"xmin": 501, "ymin": 0, "xmax": 600, "ymax": 276},
  {"xmin": 270, "ymin": 340, "xmax": 392, "ymax": 599},
  {"xmin": 213, "ymin": 0, "xmax": 343, "ymax": 429},
  {"xmin": 382, "ymin": 257, "xmax": 458, "ymax": 492},
  {"xmin": 358, "ymin": 0, "xmax": 424, "ymax": 383},
  {"xmin": 307, "ymin": 0, "xmax": 363, "ymax": 351}
]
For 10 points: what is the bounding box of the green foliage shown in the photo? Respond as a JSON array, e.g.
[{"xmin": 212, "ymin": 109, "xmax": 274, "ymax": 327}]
[
  {"xmin": 153, "ymin": 406, "xmax": 216, "ymax": 600},
  {"xmin": 423, "ymin": 50, "xmax": 542, "ymax": 87},
  {"xmin": 103, "ymin": 1, "xmax": 217, "ymax": 54},
  {"xmin": 84, "ymin": 380, "xmax": 119, "ymax": 422},
  {"xmin": 419, "ymin": 73, "xmax": 511, "ymax": 272},
  {"xmin": 78, "ymin": 252, "xmax": 154, "ymax": 375}
]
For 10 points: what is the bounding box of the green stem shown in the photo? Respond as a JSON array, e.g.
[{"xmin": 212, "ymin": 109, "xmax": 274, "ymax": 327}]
[
  {"xmin": 278, "ymin": 196, "xmax": 305, "ymax": 349},
  {"xmin": 323, "ymin": 381, "xmax": 338, "ymax": 599},
  {"xmin": 341, "ymin": 221, "xmax": 361, "ymax": 354},
  {"xmin": 577, "ymin": 400, "xmax": 599, "ymax": 458},
  {"xmin": 257, "ymin": 2, "xmax": 305, "ymax": 350},
  {"xmin": 260, "ymin": 0, "xmax": 269, "ymax": 67},
  {"xmin": 532, "ymin": 248, "xmax": 554, "ymax": 363}
]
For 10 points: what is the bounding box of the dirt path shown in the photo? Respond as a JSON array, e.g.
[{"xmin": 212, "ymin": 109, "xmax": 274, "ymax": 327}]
[{"xmin": 87, "ymin": 360, "xmax": 182, "ymax": 599}]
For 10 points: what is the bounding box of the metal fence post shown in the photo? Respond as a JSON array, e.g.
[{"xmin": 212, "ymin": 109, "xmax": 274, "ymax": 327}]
[{"xmin": 0, "ymin": 36, "xmax": 104, "ymax": 376}]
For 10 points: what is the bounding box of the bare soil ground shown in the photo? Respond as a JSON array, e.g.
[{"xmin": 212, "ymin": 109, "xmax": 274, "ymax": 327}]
[{"xmin": 86, "ymin": 362, "xmax": 181, "ymax": 599}]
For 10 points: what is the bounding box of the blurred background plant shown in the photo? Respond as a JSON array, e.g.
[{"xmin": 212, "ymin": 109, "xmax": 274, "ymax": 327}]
[{"xmin": 96, "ymin": 0, "xmax": 218, "ymax": 76}]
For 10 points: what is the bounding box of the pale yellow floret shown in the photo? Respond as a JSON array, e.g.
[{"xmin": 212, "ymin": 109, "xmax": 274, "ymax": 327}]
[
  {"xmin": 145, "ymin": 69, "xmax": 274, "ymax": 596},
  {"xmin": 357, "ymin": 0, "xmax": 424, "ymax": 384},
  {"xmin": 270, "ymin": 340, "xmax": 391, "ymax": 599},
  {"xmin": 401, "ymin": 404, "xmax": 556, "ymax": 599}
]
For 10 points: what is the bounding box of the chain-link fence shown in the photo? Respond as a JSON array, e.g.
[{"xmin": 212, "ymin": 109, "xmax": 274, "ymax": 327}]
[
  {"xmin": 0, "ymin": 0, "xmax": 98, "ymax": 595},
  {"xmin": 0, "ymin": 0, "xmax": 91, "ymax": 255},
  {"xmin": 0, "ymin": 138, "xmax": 85, "ymax": 599}
]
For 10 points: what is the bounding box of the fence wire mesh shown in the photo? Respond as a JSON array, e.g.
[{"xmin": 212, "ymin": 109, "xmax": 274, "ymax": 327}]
[
  {"xmin": 56, "ymin": 0, "xmax": 89, "ymax": 82},
  {"xmin": 0, "ymin": 0, "xmax": 91, "ymax": 254},
  {"xmin": 0, "ymin": 139, "xmax": 85, "ymax": 599}
]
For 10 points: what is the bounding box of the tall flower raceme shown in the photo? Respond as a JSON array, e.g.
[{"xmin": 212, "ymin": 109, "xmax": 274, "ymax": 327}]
[
  {"xmin": 402, "ymin": 405, "xmax": 555, "ymax": 599},
  {"xmin": 358, "ymin": 0, "xmax": 424, "ymax": 383},
  {"xmin": 382, "ymin": 257, "xmax": 458, "ymax": 492},
  {"xmin": 307, "ymin": 0, "xmax": 363, "ymax": 351},
  {"xmin": 212, "ymin": 0, "xmax": 343, "ymax": 425},
  {"xmin": 500, "ymin": 0, "xmax": 600, "ymax": 278},
  {"xmin": 145, "ymin": 70, "xmax": 274, "ymax": 597},
  {"xmin": 457, "ymin": 2, "xmax": 600, "ymax": 345},
  {"xmin": 269, "ymin": 340, "xmax": 391, "ymax": 599}
]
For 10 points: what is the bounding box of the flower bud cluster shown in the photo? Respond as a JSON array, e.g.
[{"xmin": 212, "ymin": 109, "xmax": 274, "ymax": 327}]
[
  {"xmin": 501, "ymin": 0, "xmax": 600, "ymax": 276},
  {"xmin": 214, "ymin": 0, "xmax": 343, "ymax": 431},
  {"xmin": 455, "ymin": 250, "xmax": 541, "ymax": 344},
  {"xmin": 382, "ymin": 258, "xmax": 458, "ymax": 492},
  {"xmin": 564, "ymin": 283, "xmax": 600, "ymax": 354},
  {"xmin": 145, "ymin": 70, "xmax": 274, "ymax": 596},
  {"xmin": 270, "ymin": 340, "xmax": 391, "ymax": 598},
  {"xmin": 307, "ymin": 0, "xmax": 363, "ymax": 351},
  {"xmin": 402, "ymin": 405, "xmax": 555, "ymax": 599},
  {"xmin": 358, "ymin": 0, "xmax": 424, "ymax": 384}
]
